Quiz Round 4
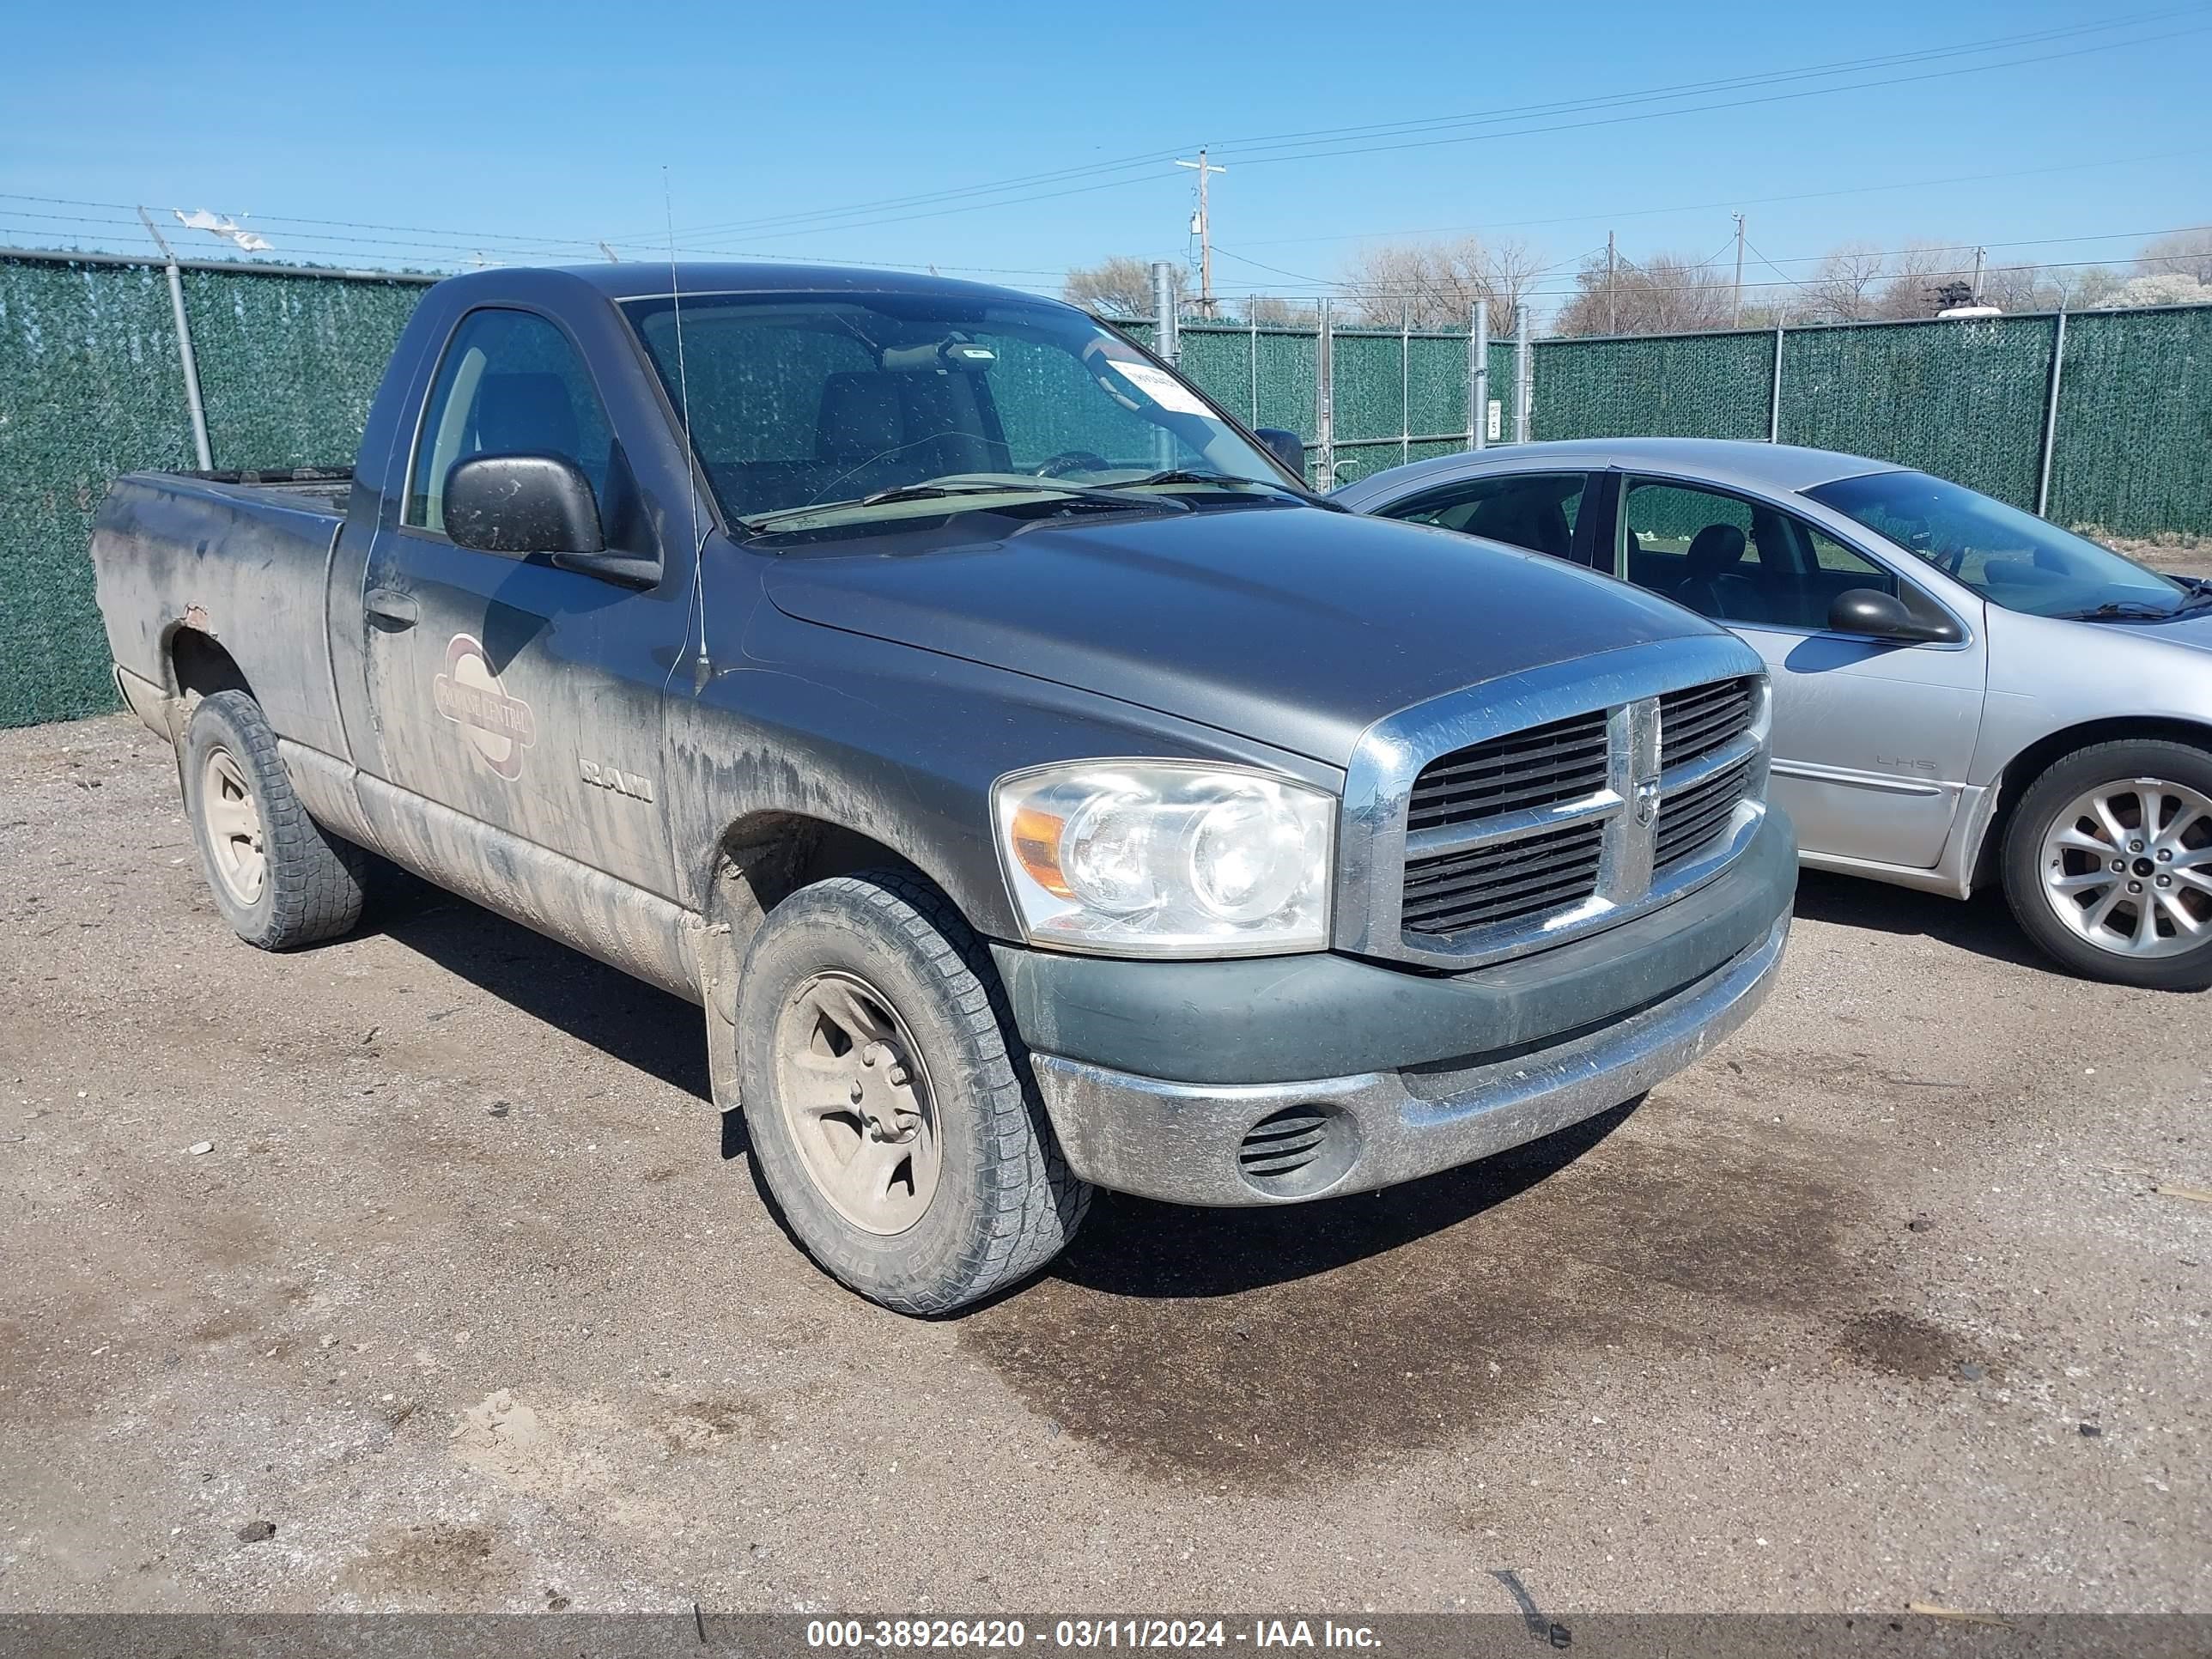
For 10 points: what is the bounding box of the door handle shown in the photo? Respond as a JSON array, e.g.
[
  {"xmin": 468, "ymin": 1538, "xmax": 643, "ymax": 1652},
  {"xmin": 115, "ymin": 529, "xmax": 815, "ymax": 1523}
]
[{"xmin": 363, "ymin": 587, "xmax": 420, "ymax": 629}]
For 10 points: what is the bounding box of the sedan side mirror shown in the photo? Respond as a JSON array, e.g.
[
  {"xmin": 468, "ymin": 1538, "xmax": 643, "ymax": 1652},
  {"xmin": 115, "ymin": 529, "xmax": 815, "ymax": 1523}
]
[
  {"xmin": 445, "ymin": 453, "xmax": 605, "ymax": 556},
  {"xmin": 1828, "ymin": 586, "xmax": 1959, "ymax": 643},
  {"xmin": 1253, "ymin": 427, "xmax": 1308, "ymax": 478}
]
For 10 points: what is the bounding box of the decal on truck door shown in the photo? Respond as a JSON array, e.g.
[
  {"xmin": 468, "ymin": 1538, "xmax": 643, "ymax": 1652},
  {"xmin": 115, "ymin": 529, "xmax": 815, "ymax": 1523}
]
[{"xmin": 432, "ymin": 634, "xmax": 537, "ymax": 781}]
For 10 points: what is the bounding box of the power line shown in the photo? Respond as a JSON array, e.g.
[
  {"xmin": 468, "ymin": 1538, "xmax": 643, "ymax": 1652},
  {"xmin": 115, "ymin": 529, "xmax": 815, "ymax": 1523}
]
[
  {"xmin": 605, "ymin": 8, "xmax": 2207, "ymax": 245},
  {"xmin": 1230, "ymin": 146, "xmax": 2212, "ymax": 250}
]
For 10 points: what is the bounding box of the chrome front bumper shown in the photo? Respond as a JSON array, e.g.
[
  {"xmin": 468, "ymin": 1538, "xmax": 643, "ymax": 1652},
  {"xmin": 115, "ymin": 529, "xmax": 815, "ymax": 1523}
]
[{"xmin": 1029, "ymin": 910, "xmax": 1790, "ymax": 1206}]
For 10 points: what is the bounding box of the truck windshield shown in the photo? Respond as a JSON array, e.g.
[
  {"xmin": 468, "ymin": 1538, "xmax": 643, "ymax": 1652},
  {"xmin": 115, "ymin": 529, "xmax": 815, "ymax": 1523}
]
[
  {"xmin": 623, "ymin": 291, "xmax": 1297, "ymax": 532},
  {"xmin": 1805, "ymin": 471, "xmax": 2191, "ymax": 621}
]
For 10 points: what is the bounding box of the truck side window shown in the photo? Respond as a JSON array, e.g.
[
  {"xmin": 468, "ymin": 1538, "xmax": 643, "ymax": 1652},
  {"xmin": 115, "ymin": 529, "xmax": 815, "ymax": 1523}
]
[
  {"xmin": 1382, "ymin": 472, "xmax": 1586, "ymax": 562},
  {"xmin": 405, "ymin": 309, "xmax": 615, "ymax": 538}
]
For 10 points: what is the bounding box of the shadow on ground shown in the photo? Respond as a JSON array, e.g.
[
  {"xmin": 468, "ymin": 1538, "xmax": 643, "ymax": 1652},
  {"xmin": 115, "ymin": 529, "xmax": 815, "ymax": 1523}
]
[
  {"xmin": 1790, "ymin": 868, "xmax": 2051, "ymax": 973},
  {"xmin": 363, "ymin": 866, "xmax": 711, "ymax": 1103}
]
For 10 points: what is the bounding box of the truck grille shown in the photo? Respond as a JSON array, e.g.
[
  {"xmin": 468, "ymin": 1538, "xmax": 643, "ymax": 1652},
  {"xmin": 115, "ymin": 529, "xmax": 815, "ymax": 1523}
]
[
  {"xmin": 1403, "ymin": 820, "xmax": 1607, "ymax": 939},
  {"xmin": 1353, "ymin": 653, "xmax": 1769, "ymax": 969},
  {"xmin": 1407, "ymin": 711, "xmax": 1609, "ymax": 835},
  {"xmin": 1658, "ymin": 677, "xmax": 1757, "ymax": 769},
  {"xmin": 1656, "ymin": 756, "xmax": 1755, "ymax": 871}
]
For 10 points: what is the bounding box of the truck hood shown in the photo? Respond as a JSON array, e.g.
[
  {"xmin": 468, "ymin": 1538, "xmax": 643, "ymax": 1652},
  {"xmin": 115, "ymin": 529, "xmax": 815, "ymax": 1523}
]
[{"xmin": 762, "ymin": 504, "xmax": 1716, "ymax": 767}]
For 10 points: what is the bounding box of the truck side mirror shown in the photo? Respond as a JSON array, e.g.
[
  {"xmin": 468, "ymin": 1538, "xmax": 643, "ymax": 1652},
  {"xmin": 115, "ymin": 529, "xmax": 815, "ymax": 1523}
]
[
  {"xmin": 444, "ymin": 453, "xmax": 605, "ymax": 556},
  {"xmin": 1827, "ymin": 586, "xmax": 1958, "ymax": 643},
  {"xmin": 1253, "ymin": 427, "xmax": 1307, "ymax": 478}
]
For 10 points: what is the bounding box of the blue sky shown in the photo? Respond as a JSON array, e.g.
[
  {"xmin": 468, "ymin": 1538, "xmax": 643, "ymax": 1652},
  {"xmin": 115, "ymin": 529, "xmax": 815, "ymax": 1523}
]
[{"xmin": 3, "ymin": 0, "xmax": 2206, "ymax": 317}]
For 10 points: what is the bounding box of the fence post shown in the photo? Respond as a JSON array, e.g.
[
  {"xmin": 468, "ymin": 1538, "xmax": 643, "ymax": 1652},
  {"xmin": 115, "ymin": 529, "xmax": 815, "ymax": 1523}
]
[
  {"xmin": 2036, "ymin": 309, "xmax": 2069, "ymax": 519},
  {"xmin": 137, "ymin": 208, "xmax": 213, "ymax": 471},
  {"xmin": 1249, "ymin": 317, "xmax": 1260, "ymax": 427},
  {"xmin": 1401, "ymin": 307, "xmax": 1412, "ymax": 466},
  {"xmin": 1511, "ymin": 304, "xmax": 1532, "ymax": 443},
  {"xmin": 1316, "ymin": 298, "xmax": 1335, "ymax": 489},
  {"xmin": 1470, "ymin": 300, "xmax": 1488, "ymax": 450},
  {"xmin": 1768, "ymin": 324, "xmax": 1784, "ymax": 444},
  {"xmin": 1150, "ymin": 261, "xmax": 1179, "ymax": 366}
]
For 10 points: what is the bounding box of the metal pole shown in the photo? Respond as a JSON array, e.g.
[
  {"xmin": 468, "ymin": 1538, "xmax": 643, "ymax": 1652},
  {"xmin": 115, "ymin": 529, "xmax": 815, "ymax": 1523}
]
[
  {"xmin": 2036, "ymin": 309, "xmax": 2069, "ymax": 519},
  {"xmin": 1316, "ymin": 297, "xmax": 1335, "ymax": 489},
  {"xmin": 1249, "ymin": 317, "xmax": 1260, "ymax": 427},
  {"xmin": 1150, "ymin": 260, "xmax": 1179, "ymax": 365},
  {"xmin": 1470, "ymin": 299, "xmax": 1489, "ymax": 451},
  {"xmin": 138, "ymin": 209, "xmax": 213, "ymax": 471},
  {"xmin": 1512, "ymin": 304, "xmax": 1532, "ymax": 444},
  {"xmin": 1401, "ymin": 306, "xmax": 1411, "ymax": 466},
  {"xmin": 1768, "ymin": 323, "xmax": 1784, "ymax": 444}
]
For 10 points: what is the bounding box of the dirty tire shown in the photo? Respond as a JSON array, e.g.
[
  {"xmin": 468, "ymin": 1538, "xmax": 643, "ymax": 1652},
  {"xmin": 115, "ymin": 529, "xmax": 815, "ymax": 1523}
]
[
  {"xmin": 737, "ymin": 872, "xmax": 1091, "ymax": 1315},
  {"xmin": 2002, "ymin": 737, "xmax": 2212, "ymax": 992},
  {"xmin": 182, "ymin": 690, "xmax": 366, "ymax": 950}
]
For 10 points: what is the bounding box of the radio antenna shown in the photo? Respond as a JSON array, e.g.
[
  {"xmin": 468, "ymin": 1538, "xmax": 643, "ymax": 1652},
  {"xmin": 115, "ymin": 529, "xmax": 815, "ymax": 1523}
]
[{"xmin": 665, "ymin": 167, "xmax": 709, "ymax": 681}]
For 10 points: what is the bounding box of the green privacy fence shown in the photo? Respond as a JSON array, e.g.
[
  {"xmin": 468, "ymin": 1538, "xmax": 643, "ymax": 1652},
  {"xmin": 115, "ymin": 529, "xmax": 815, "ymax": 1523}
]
[
  {"xmin": 1156, "ymin": 305, "xmax": 2212, "ymax": 526},
  {"xmin": 4, "ymin": 243, "xmax": 2210, "ymax": 727},
  {"xmin": 1, "ymin": 252, "xmax": 428, "ymax": 726}
]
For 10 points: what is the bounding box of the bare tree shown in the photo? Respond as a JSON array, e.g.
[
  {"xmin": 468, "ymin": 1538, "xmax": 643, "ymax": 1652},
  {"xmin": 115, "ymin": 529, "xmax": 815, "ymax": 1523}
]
[
  {"xmin": 1868, "ymin": 242, "xmax": 1973, "ymax": 319},
  {"xmin": 1797, "ymin": 243, "xmax": 1891, "ymax": 324},
  {"xmin": 2136, "ymin": 228, "xmax": 2212, "ymax": 286},
  {"xmin": 1235, "ymin": 294, "xmax": 1320, "ymax": 326},
  {"xmin": 1553, "ymin": 249, "xmax": 1734, "ymax": 336},
  {"xmin": 1336, "ymin": 236, "xmax": 1540, "ymax": 330},
  {"xmin": 1064, "ymin": 257, "xmax": 1184, "ymax": 319}
]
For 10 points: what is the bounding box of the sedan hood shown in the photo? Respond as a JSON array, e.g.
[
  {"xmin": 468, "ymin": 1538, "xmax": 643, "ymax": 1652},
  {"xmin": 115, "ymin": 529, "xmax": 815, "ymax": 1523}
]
[{"xmin": 763, "ymin": 504, "xmax": 1715, "ymax": 766}]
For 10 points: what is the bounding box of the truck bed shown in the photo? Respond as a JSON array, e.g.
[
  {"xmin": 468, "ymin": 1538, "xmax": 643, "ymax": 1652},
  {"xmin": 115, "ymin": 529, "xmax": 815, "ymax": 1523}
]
[{"xmin": 90, "ymin": 468, "xmax": 358, "ymax": 762}]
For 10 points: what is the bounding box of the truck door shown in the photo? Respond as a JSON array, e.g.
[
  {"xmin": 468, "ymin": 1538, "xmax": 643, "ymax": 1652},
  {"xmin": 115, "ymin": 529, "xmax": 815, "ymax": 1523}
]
[
  {"xmin": 1612, "ymin": 474, "xmax": 1986, "ymax": 872},
  {"xmin": 358, "ymin": 304, "xmax": 681, "ymax": 896}
]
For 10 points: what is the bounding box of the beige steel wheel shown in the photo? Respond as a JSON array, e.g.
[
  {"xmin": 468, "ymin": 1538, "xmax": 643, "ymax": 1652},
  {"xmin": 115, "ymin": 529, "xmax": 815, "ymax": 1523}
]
[
  {"xmin": 772, "ymin": 969, "xmax": 943, "ymax": 1236},
  {"xmin": 735, "ymin": 871, "xmax": 1091, "ymax": 1315},
  {"xmin": 198, "ymin": 746, "xmax": 268, "ymax": 908},
  {"xmin": 181, "ymin": 690, "xmax": 366, "ymax": 950}
]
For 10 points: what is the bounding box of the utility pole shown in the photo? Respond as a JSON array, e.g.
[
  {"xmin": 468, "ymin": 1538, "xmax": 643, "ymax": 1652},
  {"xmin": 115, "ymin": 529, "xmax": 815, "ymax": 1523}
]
[
  {"xmin": 1732, "ymin": 214, "xmax": 1746, "ymax": 328},
  {"xmin": 1971, "ymin": 245, "xmax": 1987, "ymax": 304},
  {"xmin": 1176, "ymin": 149, "xmax": 1225, "ymax": 319},
  {"xmin": 1606, "ymin": 231, "xmax": 1617, "ymax": 335}
]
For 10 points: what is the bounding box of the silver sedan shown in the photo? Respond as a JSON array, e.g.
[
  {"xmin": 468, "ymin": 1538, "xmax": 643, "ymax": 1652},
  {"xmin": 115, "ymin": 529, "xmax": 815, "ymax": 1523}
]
[{"xmin": 1334, "ymin": 437, "xmax": 2212, "ymax": 989}]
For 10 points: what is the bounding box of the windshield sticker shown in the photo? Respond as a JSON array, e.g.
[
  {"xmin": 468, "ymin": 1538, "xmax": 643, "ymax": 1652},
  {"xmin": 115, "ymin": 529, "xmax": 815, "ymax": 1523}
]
[
  {"xmin": 1106, "ymin": 359, "xmax": 1212, "ymax": 416},
  {"xmin": 433, "ymin": 633, "xmax": 536, "ymax": 781}
]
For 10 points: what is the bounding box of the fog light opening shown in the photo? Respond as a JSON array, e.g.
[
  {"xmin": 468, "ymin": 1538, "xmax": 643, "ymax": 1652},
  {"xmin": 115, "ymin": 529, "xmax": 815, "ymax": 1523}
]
[{"xmin": 1236, "ymin": 1103, "xmax": 1358, "ymax": 1199}]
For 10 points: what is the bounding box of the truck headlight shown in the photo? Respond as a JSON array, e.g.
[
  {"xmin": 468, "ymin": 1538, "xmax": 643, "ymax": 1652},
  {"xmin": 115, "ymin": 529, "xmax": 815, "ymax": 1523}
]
[{"xmin": 993, "ymin": 762, "xmax": 1334, "ymax": 957}]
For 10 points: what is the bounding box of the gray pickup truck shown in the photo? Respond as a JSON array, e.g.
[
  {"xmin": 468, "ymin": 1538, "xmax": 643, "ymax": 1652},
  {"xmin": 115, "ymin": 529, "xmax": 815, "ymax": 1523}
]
[{"xmin": 91, "ymin": 264, "xmax": 1796, "ymax": 1313}]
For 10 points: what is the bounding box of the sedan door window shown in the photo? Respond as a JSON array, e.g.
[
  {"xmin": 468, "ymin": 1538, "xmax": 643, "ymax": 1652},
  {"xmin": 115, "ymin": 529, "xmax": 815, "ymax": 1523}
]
[
  {"xmin": 1620, "ymin": 477, "xmax": 1915, "ymax": 631},
  {"xmin": 1382, "ymin": 471, "xmax": 1587, "ymax": 561}
]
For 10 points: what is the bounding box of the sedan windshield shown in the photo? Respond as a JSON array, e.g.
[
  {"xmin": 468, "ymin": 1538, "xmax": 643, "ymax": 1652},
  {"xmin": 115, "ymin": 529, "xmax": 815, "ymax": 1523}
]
[
  {"xmin": 623, "ymin": 290, "xmax": 1297, "ymax": 532},
  {"xmin": 1806, "ymin": 471, "xmax": 2190, "ymax": 620}
]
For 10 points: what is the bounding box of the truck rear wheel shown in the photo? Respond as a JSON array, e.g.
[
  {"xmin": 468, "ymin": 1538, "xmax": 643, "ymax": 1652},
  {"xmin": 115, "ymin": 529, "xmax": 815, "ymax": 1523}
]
[
  {"xmin": 182, "ymin": 690, "xmax": 366, "ymax": 950},
  {"xmin": 736, "ymin": 872, "xmax": 1091, "ymax": 1315}
]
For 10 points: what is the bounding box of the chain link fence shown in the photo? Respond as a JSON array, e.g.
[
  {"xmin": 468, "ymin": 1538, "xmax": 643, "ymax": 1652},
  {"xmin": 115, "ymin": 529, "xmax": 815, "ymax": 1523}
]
[{"xmin": 4, "ymin": 245, "xmax": 2209, "ymax": 727}]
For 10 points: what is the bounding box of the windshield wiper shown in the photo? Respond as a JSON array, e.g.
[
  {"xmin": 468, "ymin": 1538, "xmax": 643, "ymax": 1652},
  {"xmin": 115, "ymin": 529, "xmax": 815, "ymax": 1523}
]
[
  {"xmin": 740, "ymin": 479, "xmax": 1183, "ymax": 532},
  {"xmin": 1119, "ymin": 468, "xmax": 1340, "ymax": 507},
  {"xmin": 2064, "ymin": 599, "xmax": 2182, "ymax": 622},
  {"xmin": 2173, "ymin": 580, "xmax": 2212, "ymax": 614}
]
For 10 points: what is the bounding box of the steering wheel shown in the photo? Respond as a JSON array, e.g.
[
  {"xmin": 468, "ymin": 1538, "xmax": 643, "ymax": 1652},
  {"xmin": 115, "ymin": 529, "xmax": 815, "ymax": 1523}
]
[{"xmin": 1033, "ymin": 450, "xmax": 1112, "ymax": 478}]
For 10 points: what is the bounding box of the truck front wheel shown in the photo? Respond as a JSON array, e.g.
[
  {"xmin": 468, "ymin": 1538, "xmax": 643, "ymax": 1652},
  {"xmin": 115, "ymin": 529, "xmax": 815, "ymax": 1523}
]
[
  {"xmin": 182, "ymin": 690, "xmax": 366, "ymax": 950},
  {"xmin": 736, "ymin": 872, "xmax": 1091, "ymax": 1314}
]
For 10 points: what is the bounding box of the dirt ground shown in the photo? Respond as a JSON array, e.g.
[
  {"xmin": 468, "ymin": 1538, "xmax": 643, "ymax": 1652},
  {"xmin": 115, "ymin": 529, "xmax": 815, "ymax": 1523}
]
[{"xmin": 2, "ymin": 715, "xmax": 2206, "ymax": 1617}]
